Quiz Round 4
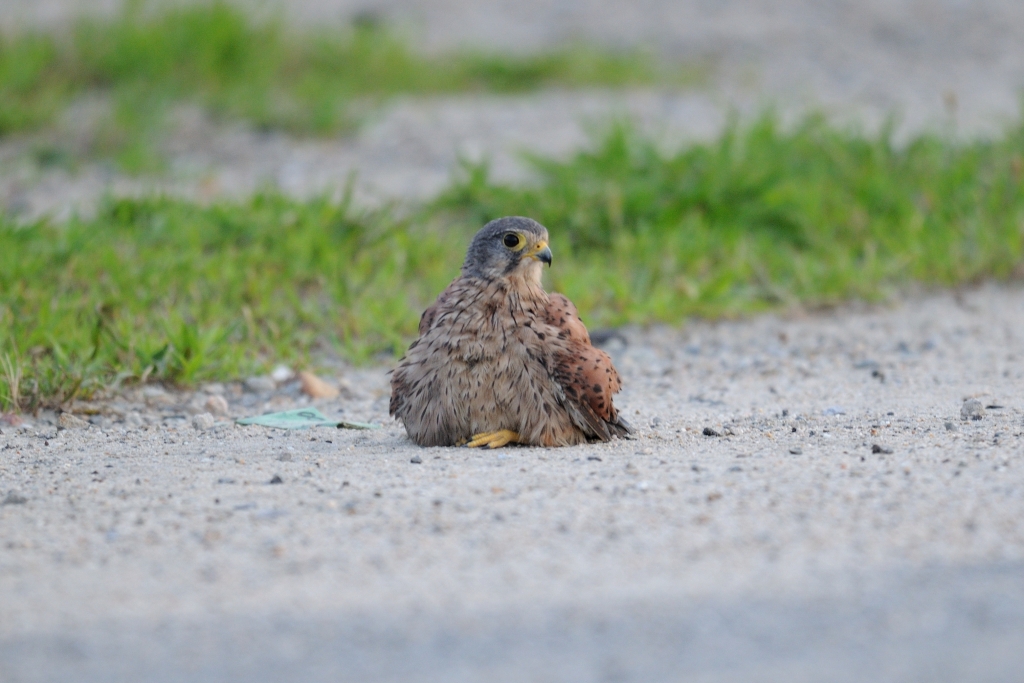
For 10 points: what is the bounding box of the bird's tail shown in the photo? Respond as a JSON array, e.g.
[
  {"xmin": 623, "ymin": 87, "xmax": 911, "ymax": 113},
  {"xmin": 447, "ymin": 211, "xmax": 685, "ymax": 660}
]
[{"xmin": 607, "ymin": 413, "xmax": 633, "ymax": 438}]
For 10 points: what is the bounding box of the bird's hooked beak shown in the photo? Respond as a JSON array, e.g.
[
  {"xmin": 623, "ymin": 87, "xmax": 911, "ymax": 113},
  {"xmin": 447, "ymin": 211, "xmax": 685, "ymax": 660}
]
[{"xmin": 526, "ymin": 240, "xmax": 553, "ymax": 267}]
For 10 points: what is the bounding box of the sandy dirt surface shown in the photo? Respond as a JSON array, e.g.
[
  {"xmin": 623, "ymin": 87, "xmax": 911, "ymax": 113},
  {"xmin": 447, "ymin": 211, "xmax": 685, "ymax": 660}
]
[
  {"xmin": 2, "ymin": 284, "xmax": 1023, "ymax": 681},
  {"xmin": 2, "ymin": 0, "xmax": 1024, "ymax": 219},
  {"xmin": 3, "ymin": 1, "xmax": 1024, "ymax": 680}
]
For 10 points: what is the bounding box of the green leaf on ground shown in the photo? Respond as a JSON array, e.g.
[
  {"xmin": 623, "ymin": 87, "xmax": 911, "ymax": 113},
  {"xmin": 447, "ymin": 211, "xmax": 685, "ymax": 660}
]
[{"xmin": 236, "ymin": 407, "xmax": 379, "ymax": 430}]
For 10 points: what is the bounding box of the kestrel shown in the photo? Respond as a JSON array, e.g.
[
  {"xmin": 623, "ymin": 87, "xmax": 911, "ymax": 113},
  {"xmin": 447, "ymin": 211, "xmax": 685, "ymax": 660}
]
[{"xmin": 390, "ymin": 216, "xmax": 631, "ymax": 448}]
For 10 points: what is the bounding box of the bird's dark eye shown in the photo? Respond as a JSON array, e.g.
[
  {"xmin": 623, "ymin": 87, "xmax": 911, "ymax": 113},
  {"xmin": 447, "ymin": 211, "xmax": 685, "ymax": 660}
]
[{"xmin": 502, "ymin": 233, "xmax": 524, "ymax": 249}]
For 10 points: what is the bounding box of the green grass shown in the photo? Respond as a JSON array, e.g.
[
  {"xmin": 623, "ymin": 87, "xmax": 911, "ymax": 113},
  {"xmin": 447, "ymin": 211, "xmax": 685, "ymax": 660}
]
[
  {"xmin": 438, "ymin": 114, "xmax": 1024, "ymax": 320},
  {"xmin": 0, "ymin": 193, "xmax": 459, "ymax": 410},
  {"xmin": 3, "ymin": 113, "xmax": 1024, "ymax": 411},
  {"xmin": 0, "ymin": 1, "xmax": 701, "ymax": 170}
]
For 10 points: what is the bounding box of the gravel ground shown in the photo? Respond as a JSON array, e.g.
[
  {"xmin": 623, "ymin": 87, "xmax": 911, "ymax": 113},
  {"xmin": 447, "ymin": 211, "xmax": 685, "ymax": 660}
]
[
  {"xmin": 2, "ymin": 284, "xmax": 1023, "ymax": 681},
  {"xmin": 3, "ymin": 2, "xmax": 1024, "ymax": 680},
  {"xmin": 2, "ymin": 0, "xmax": 1024, "ymax": 219}
]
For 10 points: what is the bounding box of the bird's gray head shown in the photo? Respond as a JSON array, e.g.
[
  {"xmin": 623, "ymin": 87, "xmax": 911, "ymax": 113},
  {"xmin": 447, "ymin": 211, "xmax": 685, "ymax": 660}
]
[{"xmin": 460, "ymin": 216, "xmax": 552, "ymax": 282}]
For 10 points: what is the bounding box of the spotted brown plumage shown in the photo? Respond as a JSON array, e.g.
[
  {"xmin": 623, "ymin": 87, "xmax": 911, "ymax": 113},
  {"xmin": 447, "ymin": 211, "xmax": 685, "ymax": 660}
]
[{"xmin": 389, "ymin": 216, "xmax": 631, "ymax": 448}]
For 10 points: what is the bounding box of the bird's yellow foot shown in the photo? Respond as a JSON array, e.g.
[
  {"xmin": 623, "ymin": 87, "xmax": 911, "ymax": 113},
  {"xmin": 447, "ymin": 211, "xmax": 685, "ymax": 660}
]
[{"xmin": 465, "ymin": 429, "xmax": 520, "ymax": 449}]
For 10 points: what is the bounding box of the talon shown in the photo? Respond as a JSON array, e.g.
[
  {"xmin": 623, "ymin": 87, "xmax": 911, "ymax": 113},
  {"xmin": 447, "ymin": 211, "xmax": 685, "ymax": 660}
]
[{"xmin": 465, "ymin": 429, "xmax": 520, "ymax": 449}]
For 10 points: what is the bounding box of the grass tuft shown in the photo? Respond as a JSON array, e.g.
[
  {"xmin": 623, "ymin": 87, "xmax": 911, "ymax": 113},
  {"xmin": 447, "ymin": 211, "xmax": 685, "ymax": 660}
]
[
  {"xmin": 2, "ymin": 114, "xmax": 1023, "ymax": 409},
  {"xmin": 437, "ymin": 114, "xmax": 1024, "ymax": 322},
  {"xmin": 0, "ymin": 192, "xmax": 460, "ymax": 410}
]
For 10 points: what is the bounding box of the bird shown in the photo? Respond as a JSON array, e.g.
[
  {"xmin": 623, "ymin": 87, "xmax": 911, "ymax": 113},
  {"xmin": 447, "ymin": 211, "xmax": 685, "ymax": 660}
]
[{"xmin": 389, "ymin": 216, "xmax": 631, "ymax": 448}]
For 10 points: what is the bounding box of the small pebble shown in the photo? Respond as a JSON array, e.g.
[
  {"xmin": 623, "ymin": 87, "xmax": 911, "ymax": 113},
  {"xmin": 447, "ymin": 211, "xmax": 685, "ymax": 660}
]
[
  {"xmin": 142, "ymin": 386, "xmax": 173, "ymax": 407},
  {"xmin": 2, "ymin": 490, "xmax": 28, "ymax": 505},
  {"xmin": 191, "ymin": 413, "xmax": 216, "ymax": 431},
  {"xmin": 270, "ymin": 365, "xmax": 295, "ymax": 384},
  {"xmin": 702, "ymin": 427, "xmax": 721, "ymax": 437},
  {"xmin": 58, "ymin": 413, "xmax": 90, "ymax": 430},
  {"xmin": 871, "ymin": 444, "xmax": 894, "ymax": 454},
  {"xmin": 268, "ymin": 475, "xmax": 284, "ymax": 484},
  {"xmin": 0, "ymin": 413, "xmax": 24, "ymax": 427},
  {"xmin": 823, "ymin": 406, "xmax": 846, "ymax": 416},
  {"xmin": 789, "ymin": 447, "xmax": 803, "ymax": 455},
  {"xmin": 205, "ymin": 395, "xmax": 230, "ymax": 416},
  {"xmin": 244, "ymin": 376, "xmax": 277, "ymax": 394},
  {"xmin": 944, "ymin": 421, "xmax": 958, "ymax": 432},
  {"xmin": 299, "ymin": 371, "xmax": 340, "ymax": 399},
  {"xmin": 410, "ymin": 455, "xmax": 423, "ymax": 464},
  {"xmin": 960, "ymin": 398, "xmax": 986, "ymax": 421}
]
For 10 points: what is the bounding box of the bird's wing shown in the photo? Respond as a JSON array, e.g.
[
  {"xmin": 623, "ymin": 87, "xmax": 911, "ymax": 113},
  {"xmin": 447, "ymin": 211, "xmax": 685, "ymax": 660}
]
[
  {"xmin": 544, "ymin": 293, "xmax": 631, "ymax": 441},
  {"xmin": 545, "ymin": 292, "xmax": 592, "ymax": 345},
  {"xmin": 418, "ymin": 283, "xmax": 457, "ymax": 336},
  {"xmin": 391, "ymin": 281, "xmax": 455, "ymax": 419}
]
